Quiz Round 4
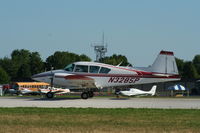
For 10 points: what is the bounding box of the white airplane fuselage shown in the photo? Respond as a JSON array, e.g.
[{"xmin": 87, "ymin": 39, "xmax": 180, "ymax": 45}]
[{"xmin": 50, "ymin": 67, "xmax": 177, "ymax": 89}]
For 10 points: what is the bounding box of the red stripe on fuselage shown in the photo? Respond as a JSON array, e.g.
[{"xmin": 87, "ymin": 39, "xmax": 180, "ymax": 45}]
[
  {"xmin": 64, "ymin": 75, "xmax": 93, "ymax": 80},
  {"xmin": 55, "ymin": 73, "xmax": 180, "ymax": 79}
]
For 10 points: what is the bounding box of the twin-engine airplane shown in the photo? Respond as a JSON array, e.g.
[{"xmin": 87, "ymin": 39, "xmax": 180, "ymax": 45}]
[{"xmin": 32, "ymin": 51, "xmax": 180, "ymax": 99}]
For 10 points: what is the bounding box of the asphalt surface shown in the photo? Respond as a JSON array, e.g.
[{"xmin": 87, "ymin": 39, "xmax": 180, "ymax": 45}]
[{"xmin": 0, "ymin": 96, "xmax": 200, "ymax": 109}]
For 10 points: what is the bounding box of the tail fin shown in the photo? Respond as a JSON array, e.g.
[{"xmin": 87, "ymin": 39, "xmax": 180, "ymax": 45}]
[
  {"xmin": 149, "ymin": 51, "xmax": 179, "ymax": 75},
  {"xmin": 149, "ymin": 85, "xmax": 157, "ymax": 96}
]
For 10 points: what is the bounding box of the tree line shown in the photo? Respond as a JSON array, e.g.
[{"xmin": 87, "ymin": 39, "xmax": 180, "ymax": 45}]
[{"xmin": 0, "ymin": 49, "xmax": 200, "ymax": 84}]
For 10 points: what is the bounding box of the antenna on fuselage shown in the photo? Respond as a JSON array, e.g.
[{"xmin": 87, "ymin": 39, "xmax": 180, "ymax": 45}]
[
  {"xmin": 126, "ymin": 64, "xmax": 131, "ymax": 67},
  {"xmin": 116, "ymin": 61, "xmax": 123, "ymax": 67}
]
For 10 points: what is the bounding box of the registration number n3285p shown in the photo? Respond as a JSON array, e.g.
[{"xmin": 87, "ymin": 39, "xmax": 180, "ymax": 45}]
[{"xmin": 108, "ymin": 77, "xmax": 140, "ymax": 83}]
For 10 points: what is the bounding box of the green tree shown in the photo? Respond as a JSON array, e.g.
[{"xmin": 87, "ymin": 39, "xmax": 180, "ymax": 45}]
[
  {"xmin": 0, "ymin": 66, "xmax": 10, "ymax": 84},
  {"xmin": 193, "ymin": 55, "xmax": 200, "ymax": 75},
  {"xmin": 0, "ymin": 57, "xmax": 18, "ymax": 80},
  {"xmin": 11, "ymin": 49, "xmax": 31, "ymax": 65},
  {"xmin": 17, "ymin": 63, "xmax": 31, "ymax": 81},
  {"xmin": 79, "ymin": 54, "xmax": 91, "ymax": 61},
  {"xmin": 175, "ymin": 58, "xmax": 185, "ymax": 76},
  {"xmin": 46, "ymin": 51, "xmax": 91, "ymax": 70},
  {"xmin": 100, "ymin": 54, "xmax": 131, "ymax": 66},
  {"xmin": 11, "ymin": 49, "xmax": 32, "ymax": 81},
  {"xmin": 29, "ymin": 52, "xmax": 44, "ymax": 75},
  {"xmin": 182, "ymin": 61, "xmax": 199, "ymax": 80},
  {"xmin": 0, "ymin": 49, "xmax": 42, "ymax": 81}
]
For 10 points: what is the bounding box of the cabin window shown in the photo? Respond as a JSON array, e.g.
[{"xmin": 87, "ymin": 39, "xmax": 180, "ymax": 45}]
[
  {"xmin": 75, "ymin": 65, "xmax": 88, "ymax": 73},
  {"xmin": 89, "ymin": 66, "xmax": 100, "ymax": 73},
  {"xmin": 99, "ymin": 67, "xmax": 111, "ymax": 74},
  {"xmin": 64, "ymin": 64, "xmax": 75, "ymax": 72}
]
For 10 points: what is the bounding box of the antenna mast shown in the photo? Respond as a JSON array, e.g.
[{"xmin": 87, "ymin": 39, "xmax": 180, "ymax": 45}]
[{"xmin": 91, "ymin": 33, "xmax": 108, "ymax": 62}]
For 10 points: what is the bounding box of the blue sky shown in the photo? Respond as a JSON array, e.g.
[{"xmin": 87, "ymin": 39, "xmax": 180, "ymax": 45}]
[{"xmin": 0, "ymin": 0, "xmax": 200, "ymax": 66}]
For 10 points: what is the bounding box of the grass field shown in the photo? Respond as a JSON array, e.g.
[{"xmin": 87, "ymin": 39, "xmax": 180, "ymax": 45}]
[{"xmin": 0, "ymin": 108, "xmax": 200, "ymax": 133}]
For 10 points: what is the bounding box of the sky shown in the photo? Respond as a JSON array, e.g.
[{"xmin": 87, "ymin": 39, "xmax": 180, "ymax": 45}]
[{"xmin": 0, "ymin": 0, "xmax": 200, "ymax": 66}]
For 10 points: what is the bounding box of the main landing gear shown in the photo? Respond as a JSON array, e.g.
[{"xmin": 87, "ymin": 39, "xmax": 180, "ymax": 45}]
[
  {"xmin": 46, "ymin": 92, "xmax": 55, "ymax": 99},
  {"xmin": 81, "ymin": 91, "xmax": 94, "ymax": 99},
  {"xmin": 45, "ymin": 90, "xmax": 94, "ymax": 99}
]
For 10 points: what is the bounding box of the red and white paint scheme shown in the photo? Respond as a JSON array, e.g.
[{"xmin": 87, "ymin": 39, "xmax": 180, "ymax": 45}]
[{"xmin": 32, "ymin": 51, "xmax": 180, "ymax": 99}]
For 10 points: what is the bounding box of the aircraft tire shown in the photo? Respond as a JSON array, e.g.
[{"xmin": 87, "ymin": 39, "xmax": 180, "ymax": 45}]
[
  {"xmin": 88, "ymin": 91, "xmax": 94, "ymax": 98},
  {"xmin": 81, "ymin": 92, "xmax": 89, "ymax": 99},
  {"xmin": 46, "ymin": 92, "xmax": 54, "ymax": 99}
]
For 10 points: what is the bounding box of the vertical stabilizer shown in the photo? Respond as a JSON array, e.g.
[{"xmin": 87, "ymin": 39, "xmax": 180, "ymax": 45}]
[
  {"xmin": 149, "ymin": 85, "xmax": 157, "ymax": 96},
  {"xmin": 149, "ymin": 51, "xmax": 179, "ymax": 75}
]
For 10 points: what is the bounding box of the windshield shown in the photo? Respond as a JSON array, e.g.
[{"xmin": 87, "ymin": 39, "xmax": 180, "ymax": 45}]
[{"xmin": 64, "ymin": 64, "xmax": 75, "ymax": 72}]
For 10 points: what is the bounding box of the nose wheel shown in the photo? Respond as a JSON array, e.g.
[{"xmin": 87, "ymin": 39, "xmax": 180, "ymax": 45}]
[{"xmin": 46, "ymin": 92, "xmax": 55, "ymax": 99}]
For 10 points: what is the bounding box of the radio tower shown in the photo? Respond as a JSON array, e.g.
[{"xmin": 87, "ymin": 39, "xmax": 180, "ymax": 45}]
[{"xmin": 91, "ymin": 33, "xmax": 108, "ymax": 62}]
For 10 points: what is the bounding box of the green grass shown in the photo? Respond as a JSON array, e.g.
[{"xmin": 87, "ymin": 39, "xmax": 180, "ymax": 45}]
[{"xmin": 0, "ymin": 108, "xmax": 200, "ymax": 133}]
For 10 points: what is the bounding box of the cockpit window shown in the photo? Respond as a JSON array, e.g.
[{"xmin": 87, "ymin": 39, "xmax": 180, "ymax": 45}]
[
  {"xmin": 89, "ymin": 66, "xmax": 100, "ymax": 73},
  {"xmin": 64, "ymin": 64, "xmax": 75, "ymax": 72},
  {"xmin": 99, "ymin": 67, "xmax": 111, "ymax": 74},
  {"xmin": 75, "ymin": 65, "xmax": 88, "ymax": 73}
]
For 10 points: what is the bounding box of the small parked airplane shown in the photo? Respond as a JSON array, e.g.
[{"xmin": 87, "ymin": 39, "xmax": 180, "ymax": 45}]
[
  {"xmin": 19, "ymin": 87, "xmax": 70, "ymax": 96},
  {"xmin": 39, "ymin": 87, "xmax": 70, "ymax": 96},
  {"xmin": 32, "ymin": 50, "xmax": 180, "ymax": 99},
  {"xmin": 119, "ymin": 85, "xmax": 157, "ymax": 97}
]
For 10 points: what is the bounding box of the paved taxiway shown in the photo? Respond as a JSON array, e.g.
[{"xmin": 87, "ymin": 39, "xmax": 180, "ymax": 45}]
[{"xmin": 1, "ymin": 97, "xmax": 200, "ymax": 109}]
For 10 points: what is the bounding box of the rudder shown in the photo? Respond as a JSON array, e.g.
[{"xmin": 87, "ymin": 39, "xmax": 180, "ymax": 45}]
[
  {"xmin": 149, "ymin": 51, "xmax": 179, "ymax": 75},
  {"xmin": 149, "ymin": 85, "xmax": 157, "ymax": 96}
]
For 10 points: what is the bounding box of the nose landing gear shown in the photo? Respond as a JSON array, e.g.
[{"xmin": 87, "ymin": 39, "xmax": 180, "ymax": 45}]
[{"xmin": 46, "ymin": 92, "xmax": 55, "ymax": 99}]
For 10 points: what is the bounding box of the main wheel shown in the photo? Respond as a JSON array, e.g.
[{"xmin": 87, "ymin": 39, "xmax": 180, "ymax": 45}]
[
  {"xmin": 88, "ymin": 91, "xmax": 94, "ymax": 98},
  {"xmin": 46, "ymin": 92, "xmax": 54, "ymax": 99},
  {"xmin": 81, "ymin": 92, "xmax": 89, "ymax": 99}
]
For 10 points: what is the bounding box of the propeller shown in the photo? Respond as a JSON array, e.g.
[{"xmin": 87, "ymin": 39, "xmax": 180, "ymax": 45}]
[
  {"xmin": 50, "ymin": 66, "xmax": 54, "ymax": 91},
  {"xmin": 46, "ymin": 66, "xmax": 55, "ymax": 99}
]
